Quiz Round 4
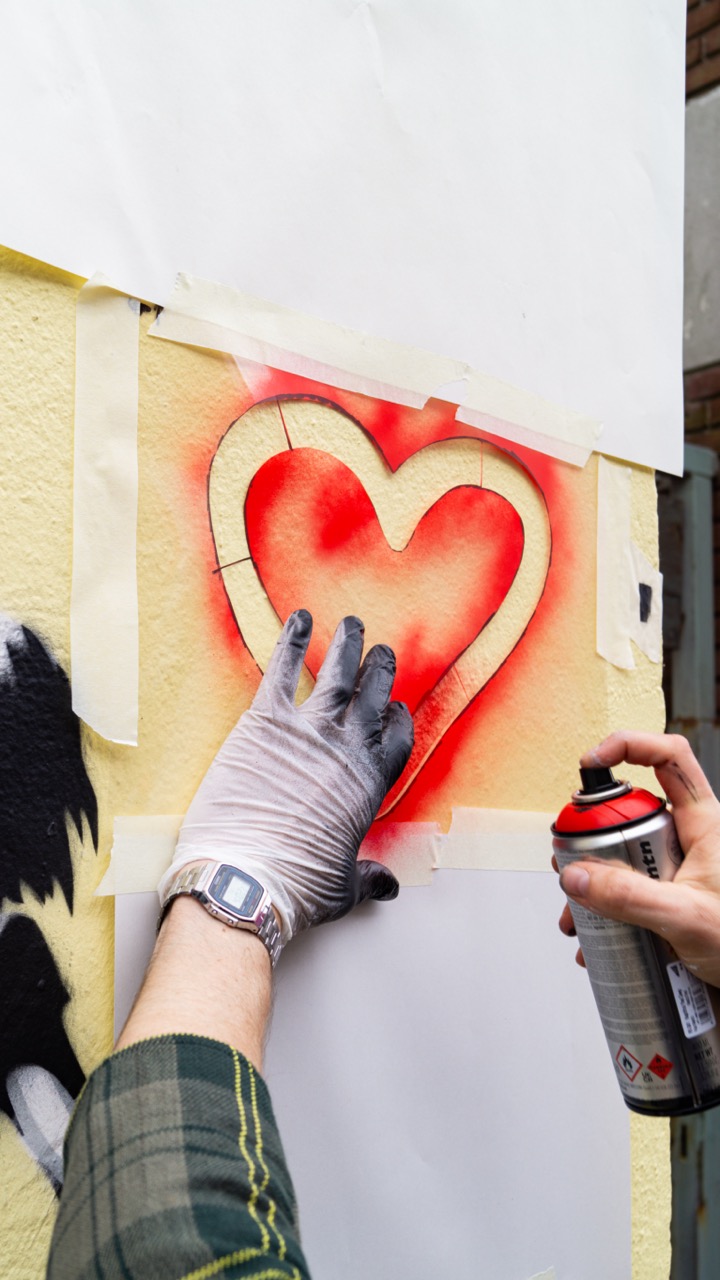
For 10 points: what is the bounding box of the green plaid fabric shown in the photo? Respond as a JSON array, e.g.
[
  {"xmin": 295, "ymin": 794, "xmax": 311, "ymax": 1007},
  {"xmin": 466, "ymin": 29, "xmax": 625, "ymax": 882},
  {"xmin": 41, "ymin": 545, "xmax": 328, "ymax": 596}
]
[{"xmin": 46, "ymin": 1035, "xmax": 311, "ymax": 1280}]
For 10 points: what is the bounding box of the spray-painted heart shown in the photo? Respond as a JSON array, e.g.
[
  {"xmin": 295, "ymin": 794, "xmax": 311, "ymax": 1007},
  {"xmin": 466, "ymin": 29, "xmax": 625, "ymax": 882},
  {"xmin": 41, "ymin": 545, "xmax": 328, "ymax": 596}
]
[{"xmin": 209, "ymin": 396, "xmax": 550, "ymax": 814}]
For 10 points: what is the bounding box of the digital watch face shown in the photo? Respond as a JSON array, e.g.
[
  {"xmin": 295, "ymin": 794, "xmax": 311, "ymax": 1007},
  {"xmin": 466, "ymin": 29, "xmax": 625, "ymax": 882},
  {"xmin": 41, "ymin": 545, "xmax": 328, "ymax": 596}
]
[{"xmin": 210, "ymin": 866, "xmax": 263, "ymax": 918}]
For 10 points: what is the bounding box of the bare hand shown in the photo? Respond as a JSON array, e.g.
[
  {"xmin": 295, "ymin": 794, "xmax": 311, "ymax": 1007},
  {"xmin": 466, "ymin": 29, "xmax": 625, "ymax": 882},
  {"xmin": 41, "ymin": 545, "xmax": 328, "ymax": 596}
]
[{"xmin": 557, "ymin": 732, "xmax": 720, "ymax": 987}]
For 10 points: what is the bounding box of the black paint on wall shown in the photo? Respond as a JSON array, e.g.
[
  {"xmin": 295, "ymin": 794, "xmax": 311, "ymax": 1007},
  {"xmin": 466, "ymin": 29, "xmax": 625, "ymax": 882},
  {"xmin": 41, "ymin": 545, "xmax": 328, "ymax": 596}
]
[
  {"xmin": 639, "ymin": 582, "xmax": 653, "ymax": 624},
  {"xmin": 0, "ymin": 625, "xmax": 98, "ymax": 911},
  {"xmin": 0, "ymin": 914, "xmax": 84, "ymax": 1121}
]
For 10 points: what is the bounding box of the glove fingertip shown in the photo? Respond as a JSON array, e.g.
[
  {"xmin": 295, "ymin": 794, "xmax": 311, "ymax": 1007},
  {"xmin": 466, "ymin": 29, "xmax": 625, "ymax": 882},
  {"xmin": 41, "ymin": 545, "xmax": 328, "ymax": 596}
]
[
  {"xmin": 383, "ymin": 701, "xmax": 414, "ymax": 788},
  {"xmin": 357, "ymin": 859, "xmax": 400, "ymax": 902}
]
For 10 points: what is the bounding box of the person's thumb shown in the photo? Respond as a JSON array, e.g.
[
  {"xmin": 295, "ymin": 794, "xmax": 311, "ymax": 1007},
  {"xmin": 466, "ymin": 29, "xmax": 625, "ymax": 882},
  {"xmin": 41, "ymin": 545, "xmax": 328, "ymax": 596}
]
[
  {"xmin": 560, "ymin": 861, "xmax": 677, "ymax": 934},
  {"xmin": 560, "ymin": 860, "xmax": 720, "ymax": 988},
  {"xmin": 355, "ymin": 859, "xmax": 400, "ymax": 904}
]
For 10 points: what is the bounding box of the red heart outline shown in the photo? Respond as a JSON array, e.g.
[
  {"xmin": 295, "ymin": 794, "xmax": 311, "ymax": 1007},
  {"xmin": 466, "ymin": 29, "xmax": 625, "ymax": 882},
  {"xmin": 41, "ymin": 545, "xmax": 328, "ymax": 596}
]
[{"xmin": 209, "ymin": 395, "xmax": 551, "ymax": 814}]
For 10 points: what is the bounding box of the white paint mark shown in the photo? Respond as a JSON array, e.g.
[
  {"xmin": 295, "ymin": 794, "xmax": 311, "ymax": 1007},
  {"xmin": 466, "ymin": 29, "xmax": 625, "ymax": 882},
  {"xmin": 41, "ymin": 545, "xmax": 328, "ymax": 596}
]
[
  {"xmin": 0, "ymin": 613, "xmax": 25, "ymax": 684},
  {"xmin": 6, "ymin": 1064, "xmax": 74, "ymax": 1189}
]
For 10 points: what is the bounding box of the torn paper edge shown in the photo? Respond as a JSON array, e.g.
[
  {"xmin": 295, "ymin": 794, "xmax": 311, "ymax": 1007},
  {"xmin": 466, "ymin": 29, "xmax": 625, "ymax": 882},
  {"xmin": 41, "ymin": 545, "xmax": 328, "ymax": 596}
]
[
  {"xmin": 596, "ymin": 456, "xmax": 663, "ymax": 669},
  {"xmin": 149, "ymin": 274, "xmax": 601, "ymax": 465},
  {"xmin": 71, "ymin": 273, "xmax": 139, "ymax": 744}
]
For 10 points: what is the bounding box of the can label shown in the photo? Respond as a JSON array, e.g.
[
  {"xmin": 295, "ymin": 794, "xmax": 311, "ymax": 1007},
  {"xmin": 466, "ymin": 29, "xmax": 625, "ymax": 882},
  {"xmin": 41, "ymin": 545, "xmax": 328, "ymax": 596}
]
[
  {"xmin": 564, "ymin": 889, "xmax": 695, "ymax": 1105},
  {"xmin": 666, "ymin": 961, "xmax": 717, "ymax": 1039}
]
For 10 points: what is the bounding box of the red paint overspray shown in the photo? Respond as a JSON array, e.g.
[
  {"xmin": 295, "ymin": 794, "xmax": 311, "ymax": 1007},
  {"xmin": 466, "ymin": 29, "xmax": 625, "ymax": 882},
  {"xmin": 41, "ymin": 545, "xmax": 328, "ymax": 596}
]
[
  {"xmin": 187, "ymin": 365, "xmax": 585, "ymax": 826},
  {"xmin": 245, "ymin": 448, "xmax": 524, "ymax": 714}
]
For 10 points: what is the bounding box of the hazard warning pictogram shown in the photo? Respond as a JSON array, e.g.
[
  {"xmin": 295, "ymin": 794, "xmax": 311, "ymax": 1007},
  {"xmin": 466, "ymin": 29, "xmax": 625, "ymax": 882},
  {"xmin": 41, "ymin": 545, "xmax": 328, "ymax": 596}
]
[
  {"xmin": 616, "ymin": 1045, "xmax": 642, "ymax": 1081},
  {"xmin": 647, "ymin": 1053, "xmax": 673, "ymax": 1080}
]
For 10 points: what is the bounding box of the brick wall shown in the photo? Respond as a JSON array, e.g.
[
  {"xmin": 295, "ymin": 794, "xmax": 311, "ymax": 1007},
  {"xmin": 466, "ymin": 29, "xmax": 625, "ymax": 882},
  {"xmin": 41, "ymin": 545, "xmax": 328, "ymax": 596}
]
[
  {"xmin": 683, "ymin": 364, "xmax": 720, "ymax": 714},
  {"xmin": 687, "ymin": 0, "xmax": 720, "ymax": 98}
]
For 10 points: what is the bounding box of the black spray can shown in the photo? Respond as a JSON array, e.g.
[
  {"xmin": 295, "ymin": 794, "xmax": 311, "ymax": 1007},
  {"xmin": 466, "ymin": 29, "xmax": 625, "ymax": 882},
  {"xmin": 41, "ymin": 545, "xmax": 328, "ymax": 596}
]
[{"xmin": 552, "ymin": 765, "xmax": 720, "ymax": 1115}]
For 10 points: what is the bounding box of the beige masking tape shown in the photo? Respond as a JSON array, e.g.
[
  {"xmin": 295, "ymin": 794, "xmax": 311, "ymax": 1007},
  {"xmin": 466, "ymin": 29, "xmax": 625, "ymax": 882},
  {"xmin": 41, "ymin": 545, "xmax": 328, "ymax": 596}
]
[
  {"xmin": 436, "ymin": 808, "xmax": 556, "ymax": 872},
  {"xmin": 98, "ymin": 808, "xmax": 557, "ymax": 893},
  {"xmin": 596, "ymin": 456, "xmax": 662, "ymax": 669},
  {"xmin": 458, "ymin": 370, "xmax": 598, "ymax": 466},
  {"xmin": 629, "ymin": 541, "xmax": 663, "ymax": 663},
  {"xmin": 72, "ymin": 274, "xmax": 140, "ymax": 744},
  {"xmin": 95, "ymin": 816, "xmax": 183, "ymax": 896},
  {"xmin": 457, "ymin": 404, "xmax": 594, "ymax": 468},
  {"xmin": 96, "ymin": 817, "xmax": 440, "ymax": 895},
  {"xmin": 527, "ymin": 1270, "xmax": 557, "ymax": 1280},
  {"xmin": 150, "ymin": 274, "xmax": 600, "ymax": 465},
  {"xmin": 151, "ymin": 274, "xmax": 463, "ymax": 409},
  {"xmin": 360, "ymin": 823, "xmax": 441, "ymax": 888}
]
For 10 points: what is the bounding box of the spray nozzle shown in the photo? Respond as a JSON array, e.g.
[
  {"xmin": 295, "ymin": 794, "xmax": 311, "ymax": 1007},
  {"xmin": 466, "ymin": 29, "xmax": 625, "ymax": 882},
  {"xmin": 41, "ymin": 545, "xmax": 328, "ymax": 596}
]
[
  {"xmin": 573, "ymin": 765, "xmax": 631, "ymax": 805},
  {"xmin": 579, "ymin": 766, "xmax": 617, "ymax": 794}
]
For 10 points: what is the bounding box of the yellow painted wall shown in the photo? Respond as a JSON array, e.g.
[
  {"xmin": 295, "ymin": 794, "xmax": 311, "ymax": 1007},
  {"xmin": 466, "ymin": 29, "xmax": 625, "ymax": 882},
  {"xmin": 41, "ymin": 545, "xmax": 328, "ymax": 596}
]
[{"xmin": 0, "ymin": 245, "xmax": 669, "ymax": 1279}]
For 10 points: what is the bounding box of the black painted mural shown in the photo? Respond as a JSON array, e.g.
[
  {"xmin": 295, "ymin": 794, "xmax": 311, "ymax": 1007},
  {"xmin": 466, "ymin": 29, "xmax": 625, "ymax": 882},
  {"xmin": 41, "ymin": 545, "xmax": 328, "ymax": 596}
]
[{"xmin": 0, "ymin": 616, "xmax": 97, "ymax": 1192}]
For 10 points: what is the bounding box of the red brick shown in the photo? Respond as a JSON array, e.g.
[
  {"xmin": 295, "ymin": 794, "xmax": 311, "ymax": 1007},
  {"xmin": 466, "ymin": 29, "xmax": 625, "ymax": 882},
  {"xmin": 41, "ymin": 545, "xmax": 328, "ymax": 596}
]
[
  {"xmin": 688, "ymin": 35, "xmax": 702, "ymax": 66},
  {"xmin": 687, "ymin": 0, "xmax": 720, "ymax": 38},
  {"xmin": 705, "ymin": 396, "xmax": 720, "ymax": 428},
  {"xmin": 703, "ymin": 22, "xmax": 720, "ymax": 54},
  {"xmin": 685, "ymin": 363, "xmax": 720, "ymax": 400},
  {"xmin": 689, "ymin": 428, "xmax": 720, "ymax": 454},
  {"xmin": 687, "ymin": 51, "xmax": 720, "ymax": 94},
  {"xmin": 686, "ymin": 401, "xmax": 710, "ymax": 431}
]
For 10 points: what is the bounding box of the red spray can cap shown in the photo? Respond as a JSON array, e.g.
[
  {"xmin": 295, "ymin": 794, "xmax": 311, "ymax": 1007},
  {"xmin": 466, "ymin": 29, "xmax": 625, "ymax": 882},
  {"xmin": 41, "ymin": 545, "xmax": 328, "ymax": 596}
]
[{"xmin": 552, "ymin": 765, "xmax": 665, "ymax": 836}]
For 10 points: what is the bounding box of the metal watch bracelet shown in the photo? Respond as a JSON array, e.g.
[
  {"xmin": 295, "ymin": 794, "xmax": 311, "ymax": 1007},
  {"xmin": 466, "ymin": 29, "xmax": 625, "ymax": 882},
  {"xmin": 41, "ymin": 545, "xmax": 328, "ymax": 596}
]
[{"xmin": 158, "ymin": 861, "xmax": 283, "ymax": 967}]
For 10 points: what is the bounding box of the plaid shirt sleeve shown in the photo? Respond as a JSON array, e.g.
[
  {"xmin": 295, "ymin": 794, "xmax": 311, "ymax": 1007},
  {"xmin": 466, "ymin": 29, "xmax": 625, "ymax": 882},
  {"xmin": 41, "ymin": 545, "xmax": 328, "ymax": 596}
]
[{"xmin": 46, "ymin": 1034, "xmax": 312, "ymax": 1280}]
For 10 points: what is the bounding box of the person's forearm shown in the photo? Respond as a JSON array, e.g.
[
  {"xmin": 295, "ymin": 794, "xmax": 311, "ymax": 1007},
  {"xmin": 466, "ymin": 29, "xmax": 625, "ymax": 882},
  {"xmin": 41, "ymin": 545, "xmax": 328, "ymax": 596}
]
[{"xmin": 115, "ymin": 895, "xmax": 272, "ymax": 1069}]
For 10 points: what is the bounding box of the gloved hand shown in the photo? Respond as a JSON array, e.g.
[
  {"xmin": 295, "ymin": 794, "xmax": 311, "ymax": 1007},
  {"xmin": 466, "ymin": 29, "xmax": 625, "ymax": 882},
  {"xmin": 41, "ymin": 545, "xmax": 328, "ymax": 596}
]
[{"xmin": 159, "ymin": 609, "xmax": 414, "ymax": 948}]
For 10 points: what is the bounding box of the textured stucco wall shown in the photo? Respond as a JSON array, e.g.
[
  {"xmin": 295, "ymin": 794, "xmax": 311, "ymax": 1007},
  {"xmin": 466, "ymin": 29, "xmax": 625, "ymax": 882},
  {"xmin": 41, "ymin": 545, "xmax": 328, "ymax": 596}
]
[{"xmin": 0, "ymin": 245, "xmax": 669, "ymax": 1279}]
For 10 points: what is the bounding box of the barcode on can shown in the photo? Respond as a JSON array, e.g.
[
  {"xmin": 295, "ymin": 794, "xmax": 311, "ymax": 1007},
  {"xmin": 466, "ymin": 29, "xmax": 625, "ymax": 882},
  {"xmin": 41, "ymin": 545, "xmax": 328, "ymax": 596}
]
[{"xmin": 667, "ymin": 961, "xmax": 717, "ymax": 1038}]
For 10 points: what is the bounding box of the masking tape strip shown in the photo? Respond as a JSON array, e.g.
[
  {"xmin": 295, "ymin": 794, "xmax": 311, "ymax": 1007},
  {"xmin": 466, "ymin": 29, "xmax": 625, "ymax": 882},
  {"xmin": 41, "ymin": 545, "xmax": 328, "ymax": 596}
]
[
  {"xmin": 360, "ymin": 822, "xmax": 441, "ymax": 887},
  {"xmin": 95, "ymin": 816, "xmax": 183, "ymax": 895},
  {"xmin": 151, "ymin": 274, "xmax": 460, "ymax": 407},
  {"xmin": 629, "ymin": 541, "xmax": 663, "ymax": 663},
  {"xmin": 596, "ymin": 456, "xmax": 663, "ymax": 669},
  {"xmin": 150, "ymin": 274, "xmax": 600, "ymax": 464},
  {"xmin": 96, "ymin": 817, "xmax": 441, "ymax": 895},
  {"xmin": 527, "ymin": 1270, "xmax": 557, "ymax": 1280},
  {"xmin": 71, "ymin": 274, "xmax": 140, "ymax": 744},
  {"xmin": 436, "ymin": 808, "xmax": 556, "ymax": 872},
  {"xmin": 456, "ymin": 404, "xmax": 593, "ymax": 468}
]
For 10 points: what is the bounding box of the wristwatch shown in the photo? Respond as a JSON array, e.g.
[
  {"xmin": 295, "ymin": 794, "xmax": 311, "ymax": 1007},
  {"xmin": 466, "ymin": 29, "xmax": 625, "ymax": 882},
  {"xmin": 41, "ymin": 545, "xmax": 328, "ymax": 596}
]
[{"xmin": 158, "ymin": 860, "xmax": 282, "ymax": 966}]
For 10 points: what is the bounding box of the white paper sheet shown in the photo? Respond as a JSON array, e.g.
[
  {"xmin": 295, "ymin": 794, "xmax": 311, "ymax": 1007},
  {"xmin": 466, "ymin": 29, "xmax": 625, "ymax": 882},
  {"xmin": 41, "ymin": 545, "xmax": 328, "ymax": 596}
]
[
  {"xmin": 114, "ymin": 870, "xmax": 631, "ymax": 1278},
  {"xmin": 0, "ymin": 0, "xmax": 684, "ymax": 472}
]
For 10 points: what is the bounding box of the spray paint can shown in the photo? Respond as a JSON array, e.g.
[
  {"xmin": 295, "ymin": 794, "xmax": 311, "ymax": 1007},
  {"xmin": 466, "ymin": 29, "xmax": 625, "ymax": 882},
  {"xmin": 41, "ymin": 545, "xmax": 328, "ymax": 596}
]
[{"xmin": 552, "ymin": 765, "xmax": 720, "ymax": 1115}]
